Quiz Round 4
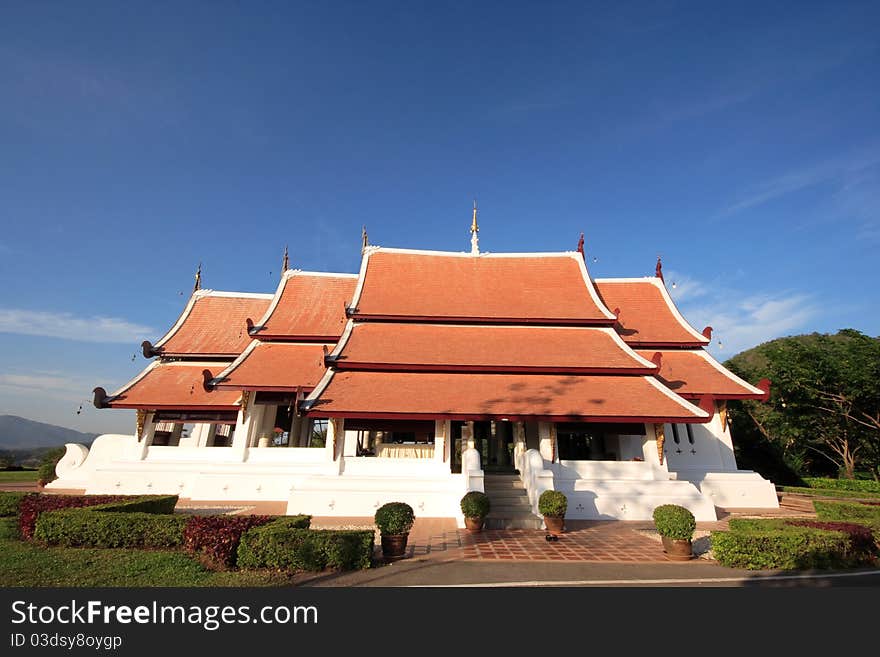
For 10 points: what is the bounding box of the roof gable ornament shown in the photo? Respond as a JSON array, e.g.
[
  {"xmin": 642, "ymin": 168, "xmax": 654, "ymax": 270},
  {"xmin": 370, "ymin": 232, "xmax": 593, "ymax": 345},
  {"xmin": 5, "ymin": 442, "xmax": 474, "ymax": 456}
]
[
  {"xmin": 193, "ymin": 262, "xmax": 202, "ymax": 293},
  {"xmin": 281, "ymin": 245, "xmax": 289, "ymax": 278},
  {"xmin": 654, "ymin": 255, "xmax": 664, "ymax": 282},
  {"xmin": 577, "ymin": 233, "xmax": 585, "ymax": 260},
  {"xmin": 362, "ymin": 225, "xmax": 369, "ymax": 253},
  {"xmin": 470, "ymin": 199, "xmax": 479, "ymax": 255}
]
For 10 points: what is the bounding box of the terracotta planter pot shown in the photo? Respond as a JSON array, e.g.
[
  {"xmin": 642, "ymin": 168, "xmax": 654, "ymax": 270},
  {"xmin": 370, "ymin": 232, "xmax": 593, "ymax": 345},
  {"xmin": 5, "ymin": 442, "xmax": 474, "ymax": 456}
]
[
  {"xmin": 661, "ymin": 536, "xmax": 694, "ymax": 561},
  {"xmin": 381, "ymin": 532, "xmax": 409, "ymax": 561},
  {"xmin": 464, "ymin": 516, "xmax": 485, "ymax": 532},
  {"xmin": 544, "ymin": 516, "xmax": 565, "ymax": 536}
]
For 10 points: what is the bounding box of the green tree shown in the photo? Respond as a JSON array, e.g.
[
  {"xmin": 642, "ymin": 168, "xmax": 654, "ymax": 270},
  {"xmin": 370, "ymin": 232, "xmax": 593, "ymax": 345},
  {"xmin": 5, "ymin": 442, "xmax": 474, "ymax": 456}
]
[{"xmin": 725, "ymin": 330, "xmax": 880, "ymax": 480}]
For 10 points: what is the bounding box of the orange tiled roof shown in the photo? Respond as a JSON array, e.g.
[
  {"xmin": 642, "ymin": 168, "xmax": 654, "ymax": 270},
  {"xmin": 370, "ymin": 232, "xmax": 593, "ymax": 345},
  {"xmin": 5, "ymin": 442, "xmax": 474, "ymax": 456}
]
[
  {"xmin": 153, "ymin": 292, "xmax": 272, "ymax": 357},
  {"xmin": 595, "ymin": 279, "xmax": 710, "ymax": 347},
  {"xmin": 333, "ymin": 323, "xmax": 655, "ymax": 373},
  {"xmin": 256, "ymin": 273, "xmax": 358, "ymax": 340},
  {"xmin": 352, "ymin": 250, "xmax": 615, "ymax": 323},
  {"xmin": 211, "ymin": 342, "xmax": 330, "ymax": 391},
  {"xmin": 106, "ymin": 362, "xmax": 241, "ymax": 410},
  {"xmin": 636, "ymin": 349, "xmax": 765, "ymax": 399},
  {"xmin": 305, "ymin": 371, "xmax": 709, "ymax": 422}
]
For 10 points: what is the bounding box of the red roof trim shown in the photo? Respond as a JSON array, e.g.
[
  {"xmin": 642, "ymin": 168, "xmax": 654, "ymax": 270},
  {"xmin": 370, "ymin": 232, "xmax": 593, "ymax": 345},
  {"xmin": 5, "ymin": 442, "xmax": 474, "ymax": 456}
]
[
  {"xmin": 349, "ymin": 314, "xmax": 618, "ymax": 325},
  {"xmin": 106, "ymin": 403, "xmax": 241, "ymax": 411},
  {"xmin": 304, "ymin": 410, "xmax": 710, "ymax": 424},
  {"xmin": 330, "ymin": 362, "xmax": 656, "ymax": 375}
]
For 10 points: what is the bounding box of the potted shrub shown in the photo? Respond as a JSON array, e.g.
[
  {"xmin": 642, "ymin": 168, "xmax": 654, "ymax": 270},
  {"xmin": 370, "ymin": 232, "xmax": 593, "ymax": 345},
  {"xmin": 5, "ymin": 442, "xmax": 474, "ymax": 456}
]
[
  {"xmin": 652, "ymin": 504, "xmax": 696, "ymax": 561},
  {"xmin": 375, "ymin": 502, "xmax": 415, "ymax": 561},
  {"xmin": 460, "ymin": 491, "xmax": 490, "ymax": 531},
  {"xmin": 538, "ymin": 490, "xmax": 567, "ymax": 536}
]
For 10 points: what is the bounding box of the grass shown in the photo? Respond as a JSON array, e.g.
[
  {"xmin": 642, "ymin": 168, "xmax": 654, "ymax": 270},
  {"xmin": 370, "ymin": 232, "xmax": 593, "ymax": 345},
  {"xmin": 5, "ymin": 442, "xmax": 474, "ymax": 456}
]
[
  {"xmin": 0, "ymin": 519, "xmax": 296, "ymax": 587},
  {"xmin": 0, "ymin": 470, "xmax": 39, "ymax": 482},
  {"xmin": 779, "ymin": 486, "xmax": 880, "ymax": 500}
]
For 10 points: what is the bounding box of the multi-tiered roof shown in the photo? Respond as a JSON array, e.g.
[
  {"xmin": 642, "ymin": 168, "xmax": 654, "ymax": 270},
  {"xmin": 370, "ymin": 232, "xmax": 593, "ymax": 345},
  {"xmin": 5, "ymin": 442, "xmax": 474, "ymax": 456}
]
[{"xmin": 301, "ymin": 248, "xmax": 715, "ymax": 423}]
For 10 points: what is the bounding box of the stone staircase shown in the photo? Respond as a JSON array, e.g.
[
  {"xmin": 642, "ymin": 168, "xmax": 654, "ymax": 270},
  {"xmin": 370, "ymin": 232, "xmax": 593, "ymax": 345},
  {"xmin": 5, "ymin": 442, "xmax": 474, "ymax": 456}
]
[{"xmin": 483, "ymin": 473, "xmax": 543, "ymax": 530}]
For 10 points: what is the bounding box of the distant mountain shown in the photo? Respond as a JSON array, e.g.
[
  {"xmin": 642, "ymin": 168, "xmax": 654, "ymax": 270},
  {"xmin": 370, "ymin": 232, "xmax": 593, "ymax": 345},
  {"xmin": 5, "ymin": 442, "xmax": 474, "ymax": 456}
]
[{"xmin": 0, "ymin": 415, "xmax": 98, "ymax": 450}]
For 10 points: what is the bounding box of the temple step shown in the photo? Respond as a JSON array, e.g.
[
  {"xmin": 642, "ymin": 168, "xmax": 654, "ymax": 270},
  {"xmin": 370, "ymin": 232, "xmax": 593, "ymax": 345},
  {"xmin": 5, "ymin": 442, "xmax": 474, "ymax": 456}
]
[{"xmin": 483, "ymin": 474, "xmax": 541, "ymax": 529}]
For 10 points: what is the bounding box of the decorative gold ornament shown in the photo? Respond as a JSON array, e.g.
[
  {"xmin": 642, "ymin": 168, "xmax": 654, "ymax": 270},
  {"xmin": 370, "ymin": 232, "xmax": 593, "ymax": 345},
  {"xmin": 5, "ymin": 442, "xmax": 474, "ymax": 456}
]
[
  {"xmin": 136, "ymin": 410, "xmax": 147, "ymax": 441},
  {"xmin": 654, "ymin": 423, "xmax": 666, "ymax": 465},
  {"xmin": 719, "ymin": 400, "xmax": 729, "ymax": 432},
  {"xmin": 239, "ymin": 390, "xmax": 251, "ymax": 416}
]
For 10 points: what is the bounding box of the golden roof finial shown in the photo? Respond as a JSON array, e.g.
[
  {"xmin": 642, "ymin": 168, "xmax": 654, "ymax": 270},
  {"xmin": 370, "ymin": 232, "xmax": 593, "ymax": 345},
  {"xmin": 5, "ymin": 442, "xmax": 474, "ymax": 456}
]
[
  {"xmin": 362, "ymin": 225, "xmax": 368, "ymax": 253},
  {"xmin": 470, "ymin": 199, "xmax": 479, "ymax": 234},
  {"xmin": 281, "ymin": 245, "xmax": 289, "ymax": 277},
  {"xmin": 193, "ymin": 262, "xmax": 202, "ymax": 292}
]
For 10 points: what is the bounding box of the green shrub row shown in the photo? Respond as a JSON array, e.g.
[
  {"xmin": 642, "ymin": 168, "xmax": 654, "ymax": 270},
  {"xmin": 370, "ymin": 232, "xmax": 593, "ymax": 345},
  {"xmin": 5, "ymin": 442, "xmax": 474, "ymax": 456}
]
[
  {"xmin": 804, "ymin": 478, "xmax": 880, "ymax": 494},
  {"xmin": 0, "ymin": 492, "xmax": 27, "ymax": 517},
  {"xmin": 237, "ymin": 523, "xmax": 374, "ymax": 572},
  {"xmin": 33, "ymin": 508, "xmax": 186, "ymax": 548},
  {"xmin": 710, "ymin": 527, "xmax": 862, "ymax": 570},
  {"xmin": 814, "ymin": 501, "xmax": 880, "ymax": 525},
  {"xmin": 779, "ymin": 486, "xmax": 880, "ymax": 500}
]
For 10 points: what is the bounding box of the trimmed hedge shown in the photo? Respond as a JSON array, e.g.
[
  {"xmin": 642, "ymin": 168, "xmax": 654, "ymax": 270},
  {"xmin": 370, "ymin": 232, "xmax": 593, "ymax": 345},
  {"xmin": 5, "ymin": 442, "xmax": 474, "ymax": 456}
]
[
  {"xmin": 182, "ymin": 515, "xmax": 276, "ymax": 569},
  {"xmin": 804, "ymin": 478, "xmax": 880, "ymax": 494},
  {"xmin": 710, "ymin": 527, "xmax": 861, "ymax": 570},
  {"xmin": 34, "ymin": 509, "xmax": 186, "ymax": 548},
  {"xmin": 18, "ymin": 494, "xmax": 178, "ymax": 540},
  {"xmin": 0, "ymin": 492, "xmax": 27, "ymax": 517},
  {"xmin": 237, "ymin": 523, "xmax": 374, "ymax": 572},
  {"xmin": 814, "ymin": 501, "xmax": 880, "ymax": 525}
]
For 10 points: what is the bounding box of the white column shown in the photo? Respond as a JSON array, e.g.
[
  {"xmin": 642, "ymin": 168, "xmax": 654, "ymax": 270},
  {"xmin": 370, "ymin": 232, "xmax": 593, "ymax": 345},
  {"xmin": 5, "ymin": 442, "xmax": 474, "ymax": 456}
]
[
  {"xmin": 232, "ymin": 404, "xmax": 264, "ymax": 461},
  {"xmin": 513, "ymin": 421, "xmax": 526, "ymax": 472},
  {"xmin": 538, "ymin": 422, "xmax": 555, "ymax": 463},
  {"xmin": 325, "ymin": 418, "xmax": 344, "ymax": 472},
  {"xmin": 136, "ymin": 412, "xmax": 156, "ymax": 460},
  {"xmin": 462, "ymin": 421, "xmax": 475, "ymax": 450},
  {"xmin": 433, "ymin": 420, "xmax": 446, "ymax": 463}
]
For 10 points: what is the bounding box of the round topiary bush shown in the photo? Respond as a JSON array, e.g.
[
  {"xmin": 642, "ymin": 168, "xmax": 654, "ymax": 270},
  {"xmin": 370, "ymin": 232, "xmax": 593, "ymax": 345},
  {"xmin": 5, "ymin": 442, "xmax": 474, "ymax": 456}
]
[
  {"xmin": 538, "ymin": 490, "xmax": 567, "ymax": 518},
  {"xmin": 374, "ymin": 502, "xmax": 415, "ymax": 536},
  {"xmin": 652, "ymin": 504, "xmax": 696, "ymax": 540},
  {"xmin": 460, "ymin": 491, "xmax": 490, "ymax": 519}
]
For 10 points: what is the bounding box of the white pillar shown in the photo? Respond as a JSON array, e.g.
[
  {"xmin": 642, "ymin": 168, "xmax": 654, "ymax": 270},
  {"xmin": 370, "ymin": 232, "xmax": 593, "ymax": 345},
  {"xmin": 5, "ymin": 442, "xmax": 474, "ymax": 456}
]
[
  {"xmin": 513, "ymin": 421, "xmax": 526, "ymax": 472},
  {"xmin": 434, "ymin": 420, "xmax": 447, "ymax": 464},
  {"xmin": 136, "ymin": 412, "xmax": 155, "ymax": 460},
  {"xmin": 232, "ymin": 404, "xmax": 264, "ymax": 461},
  {"xmin": 463, "ymin": 421, "xmax": 475, "ymax": 450},
  {"xmin": 325, "ymin": 418, "xmax": 344, "ymax": 472},
  {"xmin": 538, "ymin": 422, "xmax": 555, "ymax": 463}
]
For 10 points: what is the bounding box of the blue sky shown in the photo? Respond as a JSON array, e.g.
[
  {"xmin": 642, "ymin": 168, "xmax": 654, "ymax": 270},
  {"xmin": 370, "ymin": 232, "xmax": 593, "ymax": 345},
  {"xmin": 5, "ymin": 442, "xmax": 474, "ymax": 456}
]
[{"xmin": 1, "ymin": 1, "xmax": 878, "ymax": 434}]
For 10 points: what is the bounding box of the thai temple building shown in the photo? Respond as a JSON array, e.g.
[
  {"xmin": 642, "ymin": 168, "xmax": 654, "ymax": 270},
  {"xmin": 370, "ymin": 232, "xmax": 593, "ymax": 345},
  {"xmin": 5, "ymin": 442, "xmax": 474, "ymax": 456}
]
[{"xmin": 49, "ymin": 211, "xmax": 779, "ymax": 523}]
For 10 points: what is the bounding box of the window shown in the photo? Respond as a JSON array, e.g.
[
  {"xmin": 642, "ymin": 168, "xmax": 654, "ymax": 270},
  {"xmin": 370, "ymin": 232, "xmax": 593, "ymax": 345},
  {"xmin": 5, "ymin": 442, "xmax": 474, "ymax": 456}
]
[
  {"xmin": 212, "ymin": 424, "xmax": 234, "ymax": 447},
  {"xmin": 556, "ymin": 424, "xmax": 613, "ymax": 461},
  {"xmin": 308, "ymin": 419, "xmax": 328, "ymax": 448},
  {"xmin": 685, "ymin": 424, "xmax": 695, "ymax": 445},
  {"xmin": 671, "ymin": 424, "xmax": 681, "ymax": 444}
]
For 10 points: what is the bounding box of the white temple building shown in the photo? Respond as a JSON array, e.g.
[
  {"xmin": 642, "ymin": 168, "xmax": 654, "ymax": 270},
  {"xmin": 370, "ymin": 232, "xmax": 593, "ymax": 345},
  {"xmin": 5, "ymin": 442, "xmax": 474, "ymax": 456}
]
[{"xmin": 50, "ymin": 216, "xmax": 779, "ymax": 525}]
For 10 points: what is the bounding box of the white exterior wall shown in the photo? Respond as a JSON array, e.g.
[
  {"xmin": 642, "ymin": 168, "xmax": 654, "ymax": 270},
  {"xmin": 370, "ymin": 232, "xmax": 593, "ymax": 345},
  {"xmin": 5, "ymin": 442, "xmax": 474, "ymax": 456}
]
[{"xmin": 49, "ymin": 408, "xmax": 777, "ymax": 518}]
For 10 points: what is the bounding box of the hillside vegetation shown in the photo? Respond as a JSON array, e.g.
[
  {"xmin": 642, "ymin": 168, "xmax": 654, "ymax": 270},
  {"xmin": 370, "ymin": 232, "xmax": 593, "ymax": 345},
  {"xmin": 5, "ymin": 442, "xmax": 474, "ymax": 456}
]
[{"xmin": 724, "ymin": 329, "xmax": 879, "ymax": 483}]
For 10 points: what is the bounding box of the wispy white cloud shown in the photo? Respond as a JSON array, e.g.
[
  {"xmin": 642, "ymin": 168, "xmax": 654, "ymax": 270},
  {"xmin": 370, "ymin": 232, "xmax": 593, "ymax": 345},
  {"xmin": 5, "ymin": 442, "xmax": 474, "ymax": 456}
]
[
  {"xmin": 715, "ymin": 148, "xmax": 880, "ymax": 219},
  {"xmin": 0, "ymin": 309, "xmax": 155, "ymax": 344},
  {"xmin": 665, "ymin": 270, "xmax": 709, "ymax": 303},
  {"xmin": 680, "ymin": 290, "xmax": 820, "ymax": 357}
]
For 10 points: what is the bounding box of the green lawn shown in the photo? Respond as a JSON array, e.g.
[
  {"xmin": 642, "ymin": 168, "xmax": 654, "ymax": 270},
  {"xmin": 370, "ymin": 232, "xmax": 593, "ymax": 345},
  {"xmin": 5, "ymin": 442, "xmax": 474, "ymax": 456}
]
[
  {"xmin": 0, "ymin": 470, "xmax": 39, "ymax": 482},
  {"xmin": 779, "ymin": 486, "xmax": 880, "ymax": 500},
  {"xmin": 0, "ymin": 519, "xmax": 295, "ymax": 587}
]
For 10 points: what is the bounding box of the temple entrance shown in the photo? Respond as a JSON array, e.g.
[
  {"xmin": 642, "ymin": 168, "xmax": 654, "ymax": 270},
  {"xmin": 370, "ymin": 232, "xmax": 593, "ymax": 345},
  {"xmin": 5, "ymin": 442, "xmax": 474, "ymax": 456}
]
[{"xmin": 474, "ymin": 420, "xmax": 515, "ymax": 473}]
